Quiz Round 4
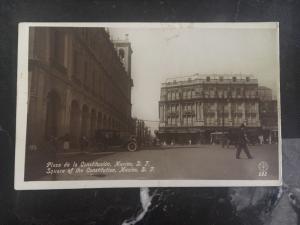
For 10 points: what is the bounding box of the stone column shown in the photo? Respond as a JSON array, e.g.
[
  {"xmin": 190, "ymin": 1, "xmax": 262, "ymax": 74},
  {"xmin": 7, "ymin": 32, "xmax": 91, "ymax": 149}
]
[
  {"xmin": 214, "ymin": 102, "xmax": 218, "ymax": 125},
  {"xmin": 67, "ymin": 33, "xmax": 73, "ymax": 79},
  {"xmin": 163, "ymin": 104, "xmax": 166, "ymax": 124},
  {"xmin": 194, "ymin": 102, "xmax": 197, "ymax": 126},
  {"xmin": 242, "ymin": 102, "xmax": 246, "ymax": 123},
  {"xmin": 181, "ymin": 104, "xmax": 184, "ymax": 125},
  {"xmin": 159, "ymin": 104, "xmax": 163, "ymax": 122},
  {"xmin": 195, "ymin": 102, "xmax": 199, "ymax": 121},
  {"xmin": 63, "ymin": 89, "xmax": 71, "ymax": 135},
  {"xmin": 227, "ymin": 102, "xmax": 231, "ymax": 126},
  {"xmin": 45, "ymin": 28, "xmax": 51, "ymax": 63},
  {"xmin": 255, "ymin": 102, "xmax": 260, "ymax": 126},
  {"xmin": 231, "ymin": 102, "xmax": 235, "ymax": 127},
  {"xmin": 200, "ymin": 102, "xmax": 204, "ymax": 124}
]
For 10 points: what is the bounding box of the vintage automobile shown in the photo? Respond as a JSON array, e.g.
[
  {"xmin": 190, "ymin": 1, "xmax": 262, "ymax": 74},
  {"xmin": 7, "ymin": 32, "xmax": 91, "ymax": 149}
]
[{"xmin": 93, "ymin": 129, "xmax": 138, "ymax": 152}]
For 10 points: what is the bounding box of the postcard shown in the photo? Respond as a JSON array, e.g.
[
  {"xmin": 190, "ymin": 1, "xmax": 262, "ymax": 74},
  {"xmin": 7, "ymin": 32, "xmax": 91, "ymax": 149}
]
[{"xmin": 15, "ymin": 22, "xmax": 281, "ymax": 189}]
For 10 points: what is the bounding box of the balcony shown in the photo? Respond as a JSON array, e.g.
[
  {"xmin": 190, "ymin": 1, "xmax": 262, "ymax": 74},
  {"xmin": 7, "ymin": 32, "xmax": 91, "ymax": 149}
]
[
  {"xmin": 183, "ymin": 111, "xmax": 195, "ymax": 116},
  {"xmin": 168, "ymin": 112, "xmax": 179, "ymax": 117}
]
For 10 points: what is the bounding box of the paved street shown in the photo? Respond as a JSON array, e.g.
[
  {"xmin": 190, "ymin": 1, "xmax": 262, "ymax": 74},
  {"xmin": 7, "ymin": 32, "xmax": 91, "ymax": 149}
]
[{"xmin": 34, "ymin": 143, "xmax": 279, "ymax": 181}]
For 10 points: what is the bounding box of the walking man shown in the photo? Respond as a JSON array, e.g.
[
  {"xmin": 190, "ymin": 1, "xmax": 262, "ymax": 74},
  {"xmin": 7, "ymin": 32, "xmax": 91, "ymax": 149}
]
[{"xmin": 236, "ymin": 124, "xmax": 253, "ymax": 159}]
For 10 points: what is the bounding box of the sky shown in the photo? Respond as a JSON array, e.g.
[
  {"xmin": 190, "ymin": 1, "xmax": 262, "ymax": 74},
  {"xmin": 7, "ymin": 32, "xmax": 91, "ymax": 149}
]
[{"xmin": 109, "ymin": 25, "xmax": 279, "ymax": 132}]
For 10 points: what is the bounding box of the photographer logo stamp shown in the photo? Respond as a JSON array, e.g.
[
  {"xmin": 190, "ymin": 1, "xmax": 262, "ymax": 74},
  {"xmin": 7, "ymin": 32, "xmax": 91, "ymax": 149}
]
[{"xmin": 258, "ymin": 161, "xmax": 269, "ymax": 177}]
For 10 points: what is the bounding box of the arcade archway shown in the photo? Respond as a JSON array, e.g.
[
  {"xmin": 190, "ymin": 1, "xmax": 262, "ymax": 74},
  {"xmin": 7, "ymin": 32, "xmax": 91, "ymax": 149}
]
[
  {"xmin": 45, "ymin": 90, "xmax": 61, "ymax": 140},
  {"xmin": 69, "ymin": 100, "xmax": 80, "ymax": 146}
]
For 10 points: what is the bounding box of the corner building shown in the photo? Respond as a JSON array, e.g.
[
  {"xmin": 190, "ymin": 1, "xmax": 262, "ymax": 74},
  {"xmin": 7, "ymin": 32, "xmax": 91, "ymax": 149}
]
[
  {"xmin": 27, "ymin": 27, "xmax": 133, "ymax": 149},
  {"xmin": 158, "ymin": 74, "xmax": 261, "ymax": 144}
]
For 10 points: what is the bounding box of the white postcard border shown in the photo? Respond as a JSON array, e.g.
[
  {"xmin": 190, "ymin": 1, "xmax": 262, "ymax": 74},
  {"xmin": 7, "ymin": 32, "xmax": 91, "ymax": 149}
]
[{"xmin": 15, "ymin": 22, "xmax": 282, "ymax": 190}]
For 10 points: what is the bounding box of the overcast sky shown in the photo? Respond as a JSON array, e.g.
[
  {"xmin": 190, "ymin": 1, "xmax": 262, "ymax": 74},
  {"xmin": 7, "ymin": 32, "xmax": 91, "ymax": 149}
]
[{"xmin": 109, "ymin": 26, "xmax": 279, "ymax": 132}]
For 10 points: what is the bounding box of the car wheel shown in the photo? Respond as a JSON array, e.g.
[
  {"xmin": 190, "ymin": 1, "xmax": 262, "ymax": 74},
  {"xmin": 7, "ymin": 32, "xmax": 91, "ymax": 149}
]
[{"xmin": 127, "ymin": 141, "xmax": 137, "ymax": 152}]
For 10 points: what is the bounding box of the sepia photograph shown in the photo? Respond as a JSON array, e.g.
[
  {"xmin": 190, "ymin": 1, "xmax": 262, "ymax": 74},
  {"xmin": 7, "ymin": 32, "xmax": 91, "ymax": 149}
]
[{"xmin": 15, "ymin": 23, "xmax": 281, "ymax": 189}]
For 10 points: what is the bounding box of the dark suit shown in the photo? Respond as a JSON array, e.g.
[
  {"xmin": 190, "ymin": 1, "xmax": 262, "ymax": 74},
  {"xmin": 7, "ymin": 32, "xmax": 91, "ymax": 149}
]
[{"xmin": 236, "ymin": 128, "xmax": 252, "ymax": 159}]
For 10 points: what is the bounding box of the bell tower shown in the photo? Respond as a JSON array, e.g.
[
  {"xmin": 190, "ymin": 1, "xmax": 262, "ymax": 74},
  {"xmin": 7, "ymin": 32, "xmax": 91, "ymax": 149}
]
[{"xmin": 114, "ymin": 34, "xmax": 133, "ymax": 77}]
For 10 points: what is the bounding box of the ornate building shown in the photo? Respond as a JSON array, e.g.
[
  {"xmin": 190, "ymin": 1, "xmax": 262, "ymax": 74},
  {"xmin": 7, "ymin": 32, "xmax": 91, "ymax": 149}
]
[
  {"xmin": 258, "ymin": 86, "xmax": 273, "ymax": 101},
  {"xmin": 258, "ymin": 87, "xmax": 278, "ymax": 142},
  {"xmin": 158, "ymin": 74, "xmax": 261, "ymax": 144},
  {"xmin": 27, "ymin": 27, "xmax": 133, "ymax": 149}
]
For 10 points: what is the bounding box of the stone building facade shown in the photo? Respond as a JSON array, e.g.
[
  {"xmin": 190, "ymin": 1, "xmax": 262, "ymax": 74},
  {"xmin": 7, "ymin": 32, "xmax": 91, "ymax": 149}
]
[
  {"xmin": 259, "ymin": 100, "xmax": 278, "ymax": 130},
  {"xmin": 158, "ymin": 74, "xmax": 261, "ymax": 144},
  {"xmin": 258, "ymin": 86, "xmax": 273, "ymax": 101},
  {"xmin": 27, "ymin": 27, "xmax": 133, "ymax": 149},
  {"xmin": 257, "ymin": 86, "xmax": 278, "ymax": 142}
]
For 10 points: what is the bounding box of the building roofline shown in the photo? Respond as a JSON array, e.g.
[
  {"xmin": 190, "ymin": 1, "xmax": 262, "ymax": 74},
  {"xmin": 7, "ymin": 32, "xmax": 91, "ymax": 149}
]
[{"xmin": 164, "ymin": 73, "xmax": 256, "ymax": 83}]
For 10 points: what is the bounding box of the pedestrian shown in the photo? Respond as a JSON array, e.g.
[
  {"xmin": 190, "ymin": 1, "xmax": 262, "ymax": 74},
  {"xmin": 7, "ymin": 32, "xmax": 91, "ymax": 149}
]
[
  {"xmin": 225, "ymin": 133, "xmax": 230, "ymax": 148},
  {"xmin": 222, "ymin": 132, "xmax": 228, "ymax": 148},
  {"xmin": 236, "ymin": 124, "xmax": 253, "ymax": 159},
  {"xmin": 259, "ymin": 134, "xmax": 264, "ymax": 145},
  {"xmin": 61, "ymin": 133, "xmax": 70, "ymax": 151},
  {"xmin": 80, "ymin": 136, "xmax": 89, "ymax": 152},
  {"xmin": 49, "ymin": 135, "xmax": 58, "ymax": 152},
  {"xmin": 269, "ymin": 133, "xmax": 272, "ymax": 144}
]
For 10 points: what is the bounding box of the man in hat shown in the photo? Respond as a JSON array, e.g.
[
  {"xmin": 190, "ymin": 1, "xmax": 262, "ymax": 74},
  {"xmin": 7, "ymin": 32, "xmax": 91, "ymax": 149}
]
[{"xmin": 236, "ymin": 123, "xmax": 253, "ymax": 159}]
